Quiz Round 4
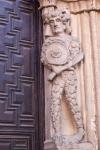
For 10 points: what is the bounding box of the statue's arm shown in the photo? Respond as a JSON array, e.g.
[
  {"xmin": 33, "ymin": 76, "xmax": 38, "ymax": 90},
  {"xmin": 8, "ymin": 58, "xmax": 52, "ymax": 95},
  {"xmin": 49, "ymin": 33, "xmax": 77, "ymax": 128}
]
[
  {"xmin": 48, "ymin": 52, "xmax": 84, "ymax": 81},
  {"xmin": 48, "ymin": 41, "xmax": 85, "ymax": 81}
]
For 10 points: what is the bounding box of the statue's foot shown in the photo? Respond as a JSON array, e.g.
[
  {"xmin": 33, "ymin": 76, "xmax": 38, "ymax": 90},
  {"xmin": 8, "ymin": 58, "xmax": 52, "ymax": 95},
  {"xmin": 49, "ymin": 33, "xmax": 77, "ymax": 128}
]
[
  {"xmin": 62, "ymin": 128, "xmax": 85, "ymax": 145},
  {"xmin": 53, "ymin": 133, "xmax": 63, "ymax": 146},
  {"xmin": 53, "ymin": 128, "xmax": 85, "ymax": 146}
]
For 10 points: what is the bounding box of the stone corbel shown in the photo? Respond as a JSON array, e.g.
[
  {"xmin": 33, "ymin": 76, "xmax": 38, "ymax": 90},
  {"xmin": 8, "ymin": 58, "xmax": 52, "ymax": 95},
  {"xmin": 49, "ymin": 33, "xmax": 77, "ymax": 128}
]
[{"xmin": 39, "ymin": 0, "xmax": 57, "ymax": 9}]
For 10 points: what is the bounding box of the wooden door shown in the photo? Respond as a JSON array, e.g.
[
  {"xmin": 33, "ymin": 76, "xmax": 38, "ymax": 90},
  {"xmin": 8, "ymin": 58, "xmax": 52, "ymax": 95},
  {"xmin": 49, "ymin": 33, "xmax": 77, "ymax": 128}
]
[{"xmin": 0, "ymin": 0, "xmax": 44, "ymax": 150}]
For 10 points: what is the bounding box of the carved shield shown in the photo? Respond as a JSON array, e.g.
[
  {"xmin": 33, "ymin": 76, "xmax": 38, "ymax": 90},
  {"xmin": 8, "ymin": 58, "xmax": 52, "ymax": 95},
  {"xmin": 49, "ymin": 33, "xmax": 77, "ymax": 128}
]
[{"xmin": 41, "ymin": 38, "xmax": 69, "ymax": 65}]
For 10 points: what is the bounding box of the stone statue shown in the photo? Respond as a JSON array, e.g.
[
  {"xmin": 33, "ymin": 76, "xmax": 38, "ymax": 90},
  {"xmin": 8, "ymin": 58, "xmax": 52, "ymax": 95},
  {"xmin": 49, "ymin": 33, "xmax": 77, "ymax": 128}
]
[{"xmin": 41, "ymin": 7, "xmax": 93, "ymax": 150}]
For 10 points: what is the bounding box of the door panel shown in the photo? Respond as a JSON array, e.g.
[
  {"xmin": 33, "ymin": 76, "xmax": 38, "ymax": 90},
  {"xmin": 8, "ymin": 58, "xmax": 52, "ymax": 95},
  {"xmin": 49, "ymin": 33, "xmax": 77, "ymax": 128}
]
[{"xmin": 0, "ymin": 0, "xmax": 43, "ymax": 149}]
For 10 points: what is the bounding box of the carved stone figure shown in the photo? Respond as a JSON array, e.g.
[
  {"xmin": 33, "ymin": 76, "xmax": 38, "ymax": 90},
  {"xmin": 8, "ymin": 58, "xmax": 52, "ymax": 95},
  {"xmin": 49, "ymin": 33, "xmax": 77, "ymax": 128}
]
[{"xmin": 41, "ymin": 7, "xmax": 94, "ymax": 150}]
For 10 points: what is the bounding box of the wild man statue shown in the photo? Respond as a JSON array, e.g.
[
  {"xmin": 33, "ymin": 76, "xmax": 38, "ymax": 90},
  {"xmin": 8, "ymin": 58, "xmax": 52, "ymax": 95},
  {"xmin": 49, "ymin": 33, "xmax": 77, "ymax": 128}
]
[{"xmin": 41, "ymin": 7, "xmax": 87, "ymax": 149}]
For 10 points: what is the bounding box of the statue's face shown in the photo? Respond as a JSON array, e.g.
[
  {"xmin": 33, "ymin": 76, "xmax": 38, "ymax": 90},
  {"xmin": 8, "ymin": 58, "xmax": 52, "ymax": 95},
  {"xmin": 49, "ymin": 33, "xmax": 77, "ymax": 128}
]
[{"xmin": 49, "ymin": 16, "xmax": 65, "ymax": 35}]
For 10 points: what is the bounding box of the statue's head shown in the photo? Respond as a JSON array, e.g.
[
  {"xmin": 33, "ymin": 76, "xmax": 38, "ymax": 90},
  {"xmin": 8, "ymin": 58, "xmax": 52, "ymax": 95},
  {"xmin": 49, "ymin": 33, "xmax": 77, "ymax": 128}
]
[{"xmin": 47, "ymin": 8, "xmax": 71, "ymax": 35}]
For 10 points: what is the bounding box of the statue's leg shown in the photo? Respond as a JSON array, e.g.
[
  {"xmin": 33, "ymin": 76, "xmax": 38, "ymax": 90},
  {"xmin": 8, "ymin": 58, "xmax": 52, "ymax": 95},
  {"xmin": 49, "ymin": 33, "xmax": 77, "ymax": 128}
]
[
  {"xmin": 51, "ymin": 75, "xmax": 64, "ymax": 135},
  {"xmin": 64, "ymin": 71, "xmax": 85, "ymax": 143}
]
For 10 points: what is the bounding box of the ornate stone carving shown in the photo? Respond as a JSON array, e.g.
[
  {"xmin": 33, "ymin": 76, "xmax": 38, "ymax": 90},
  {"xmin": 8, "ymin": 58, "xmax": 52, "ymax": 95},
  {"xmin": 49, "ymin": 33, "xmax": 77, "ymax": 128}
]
[
  {"xmin": 41, "ymin": 7, "xmax": 96, "ymax": 150},
  {"xmin": 42, "ymin": 38, "xmax": 69, "ymax": 65}
]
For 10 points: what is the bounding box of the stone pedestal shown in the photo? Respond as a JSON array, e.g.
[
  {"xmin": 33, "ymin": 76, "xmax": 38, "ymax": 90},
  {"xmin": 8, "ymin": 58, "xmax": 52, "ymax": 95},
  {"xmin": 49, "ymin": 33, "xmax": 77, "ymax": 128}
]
[
  {"xmin": 44, "ymin": 139, "xmax": 93, "ymax": 150},
  {"xmin": 44, "ymin": 140, "xmax": 57, "ymax": 150}
]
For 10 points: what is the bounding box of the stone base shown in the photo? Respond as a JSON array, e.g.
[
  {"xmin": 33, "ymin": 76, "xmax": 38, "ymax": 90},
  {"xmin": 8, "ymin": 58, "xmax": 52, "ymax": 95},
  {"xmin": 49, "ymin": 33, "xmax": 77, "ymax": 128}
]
[
  {"xmin": 44, "ymin": 139, "xmax": 94, "ymax": 150},
  {"xmin": 44, "ymin": 139, "xmax": 57, "ymax": 150},
  {"xmin": 75, "ymin": 142, "xmax": 94, "ymax": 150},
  {"xmin": 60, "ymin": 142, "xmax": 94, "ymax": 150}
]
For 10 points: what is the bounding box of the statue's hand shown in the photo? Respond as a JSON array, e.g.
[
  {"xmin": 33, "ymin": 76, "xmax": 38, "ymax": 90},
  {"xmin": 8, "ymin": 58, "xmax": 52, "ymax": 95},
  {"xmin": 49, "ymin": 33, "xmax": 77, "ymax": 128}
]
[
  {"xmin": 48, "ymin": 64, "xmax": 74, "ymax": 81},
  {"xmin": 48, "ymin": 72, "xmax": 56, "ymax": 81},
  {"xmin": 52, "ymin": 62, "xmax": 73, "ymax": 74},
  {"xmin": 48, "ymin": 66, "xmax": 63, "ymax": 81},
  {"xmin": 52, "ymin": 66, "xmax": 63, "ymax": 74}
]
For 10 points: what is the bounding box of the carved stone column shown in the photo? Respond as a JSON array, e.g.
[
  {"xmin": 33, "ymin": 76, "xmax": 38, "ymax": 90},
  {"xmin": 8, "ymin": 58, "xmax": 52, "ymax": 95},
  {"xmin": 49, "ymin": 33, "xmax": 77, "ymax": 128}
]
[{"xmin": 39, "ymin": 0, "xmax": 99, "ymax": 149}]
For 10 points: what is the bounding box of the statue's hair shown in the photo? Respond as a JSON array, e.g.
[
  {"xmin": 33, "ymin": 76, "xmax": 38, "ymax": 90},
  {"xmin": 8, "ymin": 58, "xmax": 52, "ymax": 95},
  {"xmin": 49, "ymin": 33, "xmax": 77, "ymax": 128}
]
[
  {"xmin": 46, "ymin": 8, "xmax": 72, "ymax": 34},
  {"xmin": 48, "ymin": 8, "xmax": 71, "ymax": 23}
]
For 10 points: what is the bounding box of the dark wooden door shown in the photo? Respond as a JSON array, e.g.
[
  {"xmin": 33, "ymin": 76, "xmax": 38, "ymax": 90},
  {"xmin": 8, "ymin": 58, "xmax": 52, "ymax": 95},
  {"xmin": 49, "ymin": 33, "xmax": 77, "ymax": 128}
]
[{"xmin": 0, "ymin": 0, "xmax": 44, "ymax": 150}]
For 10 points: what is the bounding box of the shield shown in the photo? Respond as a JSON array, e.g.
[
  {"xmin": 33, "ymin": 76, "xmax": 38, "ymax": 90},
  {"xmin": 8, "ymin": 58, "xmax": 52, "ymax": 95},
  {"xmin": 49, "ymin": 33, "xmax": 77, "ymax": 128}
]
[{"xmin": 42, "ymin": 38, "xmax": 69, "ymax": 65}]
